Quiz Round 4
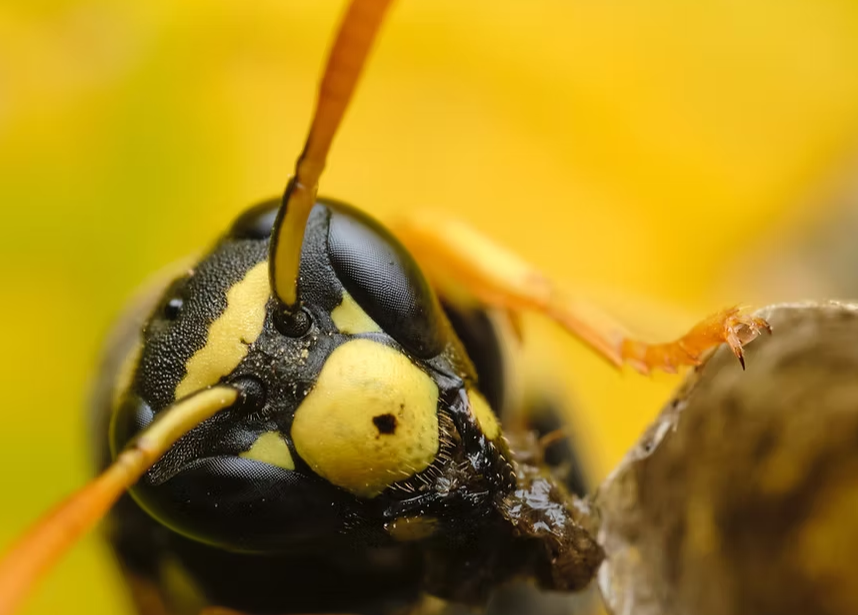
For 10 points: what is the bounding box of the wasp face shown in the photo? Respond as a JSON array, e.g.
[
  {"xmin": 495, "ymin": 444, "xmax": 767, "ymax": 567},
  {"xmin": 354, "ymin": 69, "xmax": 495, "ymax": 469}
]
[{"xmin": 109, "ymin": 199, "xmax": 511, "ymax": 553}]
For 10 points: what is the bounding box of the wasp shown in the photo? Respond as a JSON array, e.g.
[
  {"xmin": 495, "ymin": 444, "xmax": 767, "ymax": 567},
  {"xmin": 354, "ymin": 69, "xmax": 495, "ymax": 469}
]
[{"xmin": 0, "ymin": 1, "xmax": 770, "ymax": 614}]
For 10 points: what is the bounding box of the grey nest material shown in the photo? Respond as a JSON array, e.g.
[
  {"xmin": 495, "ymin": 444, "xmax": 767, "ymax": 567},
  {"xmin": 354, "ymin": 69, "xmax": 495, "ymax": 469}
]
[{"xmin": 594, "ymin": 301, "xmax": 858, "ymax": 615}]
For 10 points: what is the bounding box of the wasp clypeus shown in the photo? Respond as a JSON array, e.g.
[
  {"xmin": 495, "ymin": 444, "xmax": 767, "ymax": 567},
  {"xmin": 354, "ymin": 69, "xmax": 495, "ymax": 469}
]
[{"xmin": 0, "ymin": 1, "xmax": 770, "ymax": 614}]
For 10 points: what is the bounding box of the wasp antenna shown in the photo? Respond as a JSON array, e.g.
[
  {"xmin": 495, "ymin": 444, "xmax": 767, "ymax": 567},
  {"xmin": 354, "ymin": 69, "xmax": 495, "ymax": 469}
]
[
  {"xmin": 0, "ymin": 386, "xmax": 239, "ymax": 615},
  {"xmin": 270, "ymin": 0, "xmax": 395, "ymax": 310}
]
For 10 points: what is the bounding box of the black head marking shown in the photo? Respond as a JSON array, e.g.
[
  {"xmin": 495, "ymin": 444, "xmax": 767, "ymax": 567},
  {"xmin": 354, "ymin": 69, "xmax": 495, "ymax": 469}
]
[{"xmin": 136, "ymin": 240, "xmax": 269, "ymax": 410}]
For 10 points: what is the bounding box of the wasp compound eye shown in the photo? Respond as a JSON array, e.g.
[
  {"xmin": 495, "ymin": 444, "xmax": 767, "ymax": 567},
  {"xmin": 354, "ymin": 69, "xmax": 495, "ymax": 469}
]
[
  {"xmin": 229, "ymin": 199, "xmax": 280, "ymax": 240},
  {"xmin": 326, "ymin": 204, "xmax": 447, "ymax": 358},
  {"xmin": 273, "ymin": 306, "xmax": 312, "ymax": 338}
]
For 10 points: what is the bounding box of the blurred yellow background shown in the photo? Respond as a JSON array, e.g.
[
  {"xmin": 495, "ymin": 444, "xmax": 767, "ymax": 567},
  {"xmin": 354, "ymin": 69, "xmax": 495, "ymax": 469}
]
[{"xmin": 2, "ymin": 1, "xmax": 858, "ymax": 613}]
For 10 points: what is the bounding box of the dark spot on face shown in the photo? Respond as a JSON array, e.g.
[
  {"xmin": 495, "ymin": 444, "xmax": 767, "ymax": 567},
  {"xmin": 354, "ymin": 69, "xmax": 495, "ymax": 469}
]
[{"xmin": 373, "ymin": 413, "xmax": 397, "ymax": 435}]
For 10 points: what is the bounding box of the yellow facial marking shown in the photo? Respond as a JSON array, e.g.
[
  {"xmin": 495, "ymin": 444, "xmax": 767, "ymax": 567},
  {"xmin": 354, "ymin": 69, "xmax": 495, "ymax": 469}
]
[
  {"xmin": 331, "ymin": 290, "xmax": 382, "ymax": 335},
  {"xmin": 239, "ymin": 431, "xmax": 296, "ymax": 471},
  {"xmin": 175, "ymin": 261, "xmax": 269, "ymax": 399},
  {"xmin": 468, "ymin": 389, "xmax": 500, "ymax": 440},
  {"xmin": 112, "ymin": 338, "xmax": 143, "ymax": 410},
  {"xmin": 291, "ymin": 339, "xmax": 439, "ymax": 498},
  {"xmin": 385, "ymin": 516, "xmax": 438, "ymax": 542}
]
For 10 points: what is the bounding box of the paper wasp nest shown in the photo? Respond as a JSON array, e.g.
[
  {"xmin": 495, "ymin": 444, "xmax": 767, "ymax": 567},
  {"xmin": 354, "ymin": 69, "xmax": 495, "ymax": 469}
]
[{"xmin": 595, "ymin": 302, "xmax": 858, "ymax": 615}]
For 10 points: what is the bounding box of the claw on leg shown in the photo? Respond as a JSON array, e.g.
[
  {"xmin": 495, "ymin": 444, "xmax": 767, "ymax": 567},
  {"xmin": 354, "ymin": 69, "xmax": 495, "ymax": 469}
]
[{"xmin": 620, "ymin": 307, "xmax": 772, "ymax": 374}]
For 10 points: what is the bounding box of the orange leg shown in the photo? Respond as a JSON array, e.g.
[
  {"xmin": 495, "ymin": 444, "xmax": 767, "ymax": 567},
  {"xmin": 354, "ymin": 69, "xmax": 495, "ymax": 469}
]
[{"xmin": 393, "ymin": 211, "xmax": 770, "ymax": 374}]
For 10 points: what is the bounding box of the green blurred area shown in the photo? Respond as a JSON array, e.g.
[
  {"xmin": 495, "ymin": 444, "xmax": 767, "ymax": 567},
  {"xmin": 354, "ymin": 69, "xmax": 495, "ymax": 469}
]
[{"xmin": 1, "ymin": 1, "xmax": 858, "ymax": 613}]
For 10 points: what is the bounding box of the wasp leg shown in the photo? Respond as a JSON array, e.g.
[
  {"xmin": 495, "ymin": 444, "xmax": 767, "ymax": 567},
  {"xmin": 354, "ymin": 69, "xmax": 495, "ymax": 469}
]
[
  {"xmin": 621, "ymin": 306, "xmax": 771, "ymax": 373},
  {"xmin": 394, "ymin": 211, "xmax": 770, "ymax": 374}
]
